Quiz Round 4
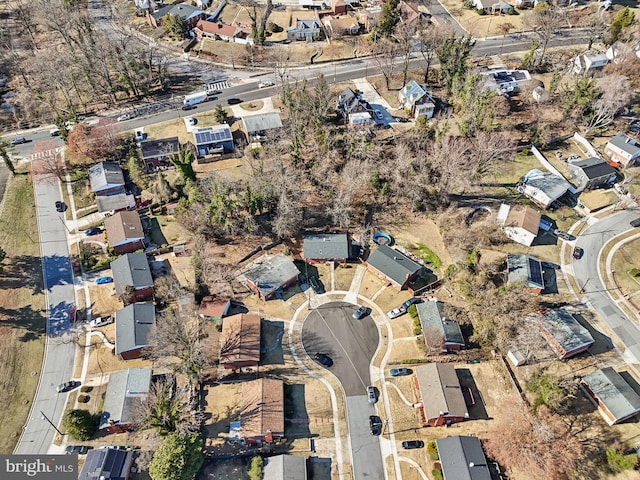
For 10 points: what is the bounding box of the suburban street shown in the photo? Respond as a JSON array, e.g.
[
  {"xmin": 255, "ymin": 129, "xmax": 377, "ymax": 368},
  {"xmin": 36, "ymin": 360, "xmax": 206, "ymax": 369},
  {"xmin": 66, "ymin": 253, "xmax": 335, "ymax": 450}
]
[{"xmin": 14, "ymin": 162, "xmax": 77, "ymax": 454}]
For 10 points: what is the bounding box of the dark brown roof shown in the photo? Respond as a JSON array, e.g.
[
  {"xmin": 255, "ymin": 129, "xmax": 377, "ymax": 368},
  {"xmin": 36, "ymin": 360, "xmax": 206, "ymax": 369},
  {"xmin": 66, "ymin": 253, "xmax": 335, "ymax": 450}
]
[
  {"xmin": 241, "ymin": 378, "xmax": 284, "ymax": 438},
  {"xmin": 220, "ymin": 314, "xmax": 261, "ymax": 365},
  {"xmin": 105, "ymin": 211, "xmax": 144, "ymax": 247},
  {"xmin": 415, "ymin": 363, "xmax": 468, "ymax": 420}
]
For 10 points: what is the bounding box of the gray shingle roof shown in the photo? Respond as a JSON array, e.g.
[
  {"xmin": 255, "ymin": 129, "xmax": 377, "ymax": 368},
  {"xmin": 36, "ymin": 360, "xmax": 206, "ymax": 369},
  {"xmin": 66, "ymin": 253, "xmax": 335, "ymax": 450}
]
[
  {"xmin": 581, "ymin": 367, "xmax": 640, "ymax": 424},
  {"xmin": 608, "ymin": 134, "xmax": 640, "ymax": 156},
  {"xmin": 571, "ymin": 157, "xmax": 617, "ymax": 180},
  {"xmin": 242, "ymin": 112, "xmax": 283, "ymax": 134},
  {"xmin": 111, "ymin": 253, "xmax": 153, "ymax": 291},
  {"xmin": 263, "ymin": 454, "xmax": 307, "ymax": 480},
  {"xmin": 115, "ymin": 302, "xmax": 156, "ymax": 356},
  {"xmin": 303, "ymin": 233, "xmax": 349, "ymax": 261},
  {"xmin": 523, "ymin": 169, "xmax": 571, "ymax": 203},
  {"xmin": 539, "ymin": 309, "xmax": 594, "ymax": 359},
  {"xmin": 140, "ymin": 137, "xmax": 180, "ymax": 159},
  {"xmin": 399, "ymin": 80, "xmax": 428, "ymax": 106},
  {"xmin": 506, "ymin": 254, "xmax": 545, "ymax": 290},
  {"xmin": 415, "ymin": 363, "xmax": 468, "ymax": 421},
  {"xmin": 436, "ymin": 436, "xmax": 492, "ymax": 480},
  {"xmin": 99, "ymin": 368, "xmax": 152, "ymax": 428},
  {"xmin": 366, "ymin": 245, "xmax": 423, "ymax": 287},
  {"xmin": 95, "ymin": 193, "xmax": 136, "ymax": 213},
  {"xmin": 150, "ymin": 3, "xmax": 204, "ymax": 20},
  {"xmin": 242, "ymin": 254, "xmax": 300, "ymax": 298},
  {"xmin": 88, "ymin": 162, "xmax": 125, "ymax": 193},
  {"xmin": 417, "ymin": 300, "xmax": 464, "ymax": 347}
]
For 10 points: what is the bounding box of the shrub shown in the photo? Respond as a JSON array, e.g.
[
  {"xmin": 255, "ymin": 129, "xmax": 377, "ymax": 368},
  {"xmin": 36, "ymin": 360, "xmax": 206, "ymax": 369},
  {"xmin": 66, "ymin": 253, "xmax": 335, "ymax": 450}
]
[
  {"xmin": 476, "ymin": 8, "xmax": 485, "ymax": 14},
  {"xmin": 77, "ymin": 394, "xmax": 90, "ymax": 403},
  {"xmin": 63, "ymin": 409, "xmax": 98, "ymax": 441},
  {"xmin": 606, "ymin": 448, "xmax": 638, "ymax": 472},
  {"xmin": 248, "ymin": 456, "xmax": 263, "ymax": 480},
  {"xmin": 414, "ymin": 326, "xmax": 423, "ymax": 335},
  {"xmin": 432, "ymin": 469, "xmax": 443, "ymax": 480},
  {"xmin": 428, "ymin": 440, "xmax": 439, "ymax": 460},
  {"xmin": 630, "ymin": 268, "xmax": 640, "ymax": 277}
]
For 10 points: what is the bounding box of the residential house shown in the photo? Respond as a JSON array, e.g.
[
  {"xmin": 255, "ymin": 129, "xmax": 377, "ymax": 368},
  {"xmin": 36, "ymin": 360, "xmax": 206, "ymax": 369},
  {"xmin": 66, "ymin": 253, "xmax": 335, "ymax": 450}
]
[
  {"xmin": 242, "ymin": 112, "xmax": 284, "ymax": 139},
  {"xmin": 606, "ymin": 41, "xmax": 640, "ymax": 63},
  {"xmin": 538, "ymin": 309, "xmax": 594, "ymax": 359},
  {"xmin": 240, "ymin": 378, "xmax": 285, "ymax": 445},
  {"xmin": 573, "ymin": 52, "xmax": 609, "ymax": 75},
  {"xmin": 398, "ymin": 80, "xmax": 436, "ymax": 119},
  {"xmin": 481, "ymin": 69, "xmax": 531, "ymax": 94},
  {"xmin": 358, "ymin": 6, "xmax": 381, "ymax": 32},
  {"xmin": 518, "ymin": 169, "xmax": 572, "ymax": 209},
  {"xmin": 148, "ymin": 3, "xmax": 205, "ymax": 29},
  {"xmin": 365, "ymin": 244, "xmax": 423, "ymax": 290},
  {"xmin": 337, "ymin": 87, "xmax": 373, "ymax": 125},
  {"xmin": 219, "ymin": 313, "xmax": 261, "ymax": 370},
  {"xmin": 263, "ymin": 455, "xmax": 307, "ymax": 480},
  {"xmin": 580, "ymin": 367, "xmax": 640, "ymax": 425},
  {"xmin": 99, "ymin": 367, "xmax": 152, "ymax": 432},
  {"xmin": 497, "ymin": 204, "xmax": 541, "ymax": 247},
  {"xmin": 88, "ymin": 162, "xmax": 125, "ymax": 196},
  {"xmin": 139, "ymin": 137, "xmax": 180, "ymax": 171},
  {"xmin": 331, "ymin": 0, "xmax": 348, "ymax": 14},
  {"xmin": 417, "ymin": 300, "xmax": 465, "ymax": 353},
  {"xmin": 323, "ymin": 16, "xmax": 361, "ymax": 37},
  {"xmin": 303, "ymin": 233, "xmax": 349, "ymax": 264},
  {"xmin": 604, "ymin": 134, "xmax": 640, "ymax": 168},
  {"xmin": 566, "ymin": 157, "xmax": 617, "ymax": 190},
  {"xmin": 286, "ymin": 19, "xmax": 322, "ymax": 41},
  {"xmin": 399, "ymin": 1, "xmax": 431, "ymax": 27},
  {"xmin": 198, "ymin": 296, "xmax": 231, "ymax": 321},
  {"xmin": 95, "ymin": 193, "xmax": 136, "ymax": 214},
  {"xmin": 192, "ymin": 124, "xmax": 234, "ymax": 157},
  {"xmin": 435, "ymin": 436, "xmax": 492, "ymax": 480},
  {"xmin": 115, "ymin": 302, "xmax": 155, "ymax": 360},
  {"xmin": 194, "ymin": 20, "xmax": 247, "ymax": 42},
  {"xmin": 473, "ymin": 0, "xmax": 513, "ymax": 14},
  {"xmin": 514, "ymin": 0, "xmax": 534, "ymax": 8},
  {"xmin": 104, "ymin": 211, "xmax": 145, "ymax": 254},
  {"xmin": 415, "ymin": 363, "xmax": 469, "ymax": 426},
  {"xmin": 241, "ymin": 254, "xmax": 300, "ymax": 300},
  {"xmin": 111, "ymin": 253, "xmax": 154, "ymax": 303},
  {"xmin": 506, "ymin": 254, "xmax": 545, "ymax": 293},
  {"xmin": 78, "ymin": 448, "xmax": 135, "ymax": 480}
]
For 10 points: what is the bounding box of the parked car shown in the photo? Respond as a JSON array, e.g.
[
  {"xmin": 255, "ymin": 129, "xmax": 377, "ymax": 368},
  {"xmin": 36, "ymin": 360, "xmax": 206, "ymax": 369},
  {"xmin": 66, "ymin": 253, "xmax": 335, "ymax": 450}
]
[
  {"xmin": 629, "ymin": 119, "xmax": 640, "ymax": 134},
  {"xmin": 387, "ymin": 297, "xmax": 421, "ymax": 319},
  {"xmin": 258, "ymin": 80, "xmax": 274, "ymax": 88},
  {"xmin": 314, "ymin": 353, "xmax": 333, "ymax": 367},
  {"xmin": 55, "ymin": 201, "xmax": 67, "ymax": 212},
  {"xmin": 390, "ymin": 368, "xmax": 409, "ymax": 377},
  {"xmin": 353, "ymin": 305, "xmax": 368, "ymax": 319},
  {"xmin": 309, "ymin": 276, "xmax": 324, "ymax": 294},
  {"xmin": 50, "ymin": 128, "xmax": 60, "ymax": 137},
  {"xmin": 631, "ymin": 218, "xmax": 640, "ymax": 228},
  {"xmin": 367, "ymin": 385, "xmax": 377, "ymax": 404},
  {"xmin": 84, "ymin": 227, "xmax": 102, "ymax": 236},
  {"xmin": 553, "ymin": 229, "xmax": 574, "ymax": 241},
  {"xmin": 369, "ymin": 415, "xmax": 382, "ymax": 436},
  {"xmin": 227, "ymin": 98, "xmax": 242, "ymax": 105},
  {"xmin": 116, "ymin": 113, "xmax": 132, "ymax": 122},
  {"xmin": 57, "ymin": 381, "xmax": 79, "ymax": 393},
  {"xmin": 90, "ymin": 316, "xmax": 113, "ymax": 327},
  {"xmin": 402, "ymin": 440, "xmax": 424, "ymax": 449},
  {"xmin": 65, "ymin": 445, "xmax": 92, "ymax": 455},
  {"xmin": 573, "ymin": 247, "xmax": 584, "ymax": 260},
  {"xmin": 187, "ymin": 117, "xmax": 198, "ymax": 126},
  {"xmin": 374, "ymin": 109, "xmax": 384, "ymax": 120},
  {"xmin": 10, "ymin": 137, "xmax": 27, "ymax": 145},
  {"xmin": 181, "ymin": 104, "xmax": 197, "ymax": 111},
  {"xmin": 95, "ymin": 276, "xmax": 113, "ymax": 285}
]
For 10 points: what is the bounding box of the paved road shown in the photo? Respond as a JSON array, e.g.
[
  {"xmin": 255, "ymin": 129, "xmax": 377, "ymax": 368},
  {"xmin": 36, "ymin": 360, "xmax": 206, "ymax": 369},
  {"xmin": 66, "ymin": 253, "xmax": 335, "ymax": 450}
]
[
  {"xmin": 571, "ymin": 207, "xmax": 640, "ymax": 363},
  {"xmin": 302, "ymin": 301, "xmax": 384, "ymax": 480},
  {"xmin": 14, "ymin": 164, "xmax": 77, "ymax": 454}
]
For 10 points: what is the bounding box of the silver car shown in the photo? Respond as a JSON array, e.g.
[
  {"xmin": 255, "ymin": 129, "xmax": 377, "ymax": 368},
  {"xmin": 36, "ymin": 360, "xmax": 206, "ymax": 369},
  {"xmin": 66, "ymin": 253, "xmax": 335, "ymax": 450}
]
[{"xmin": 367, "ymin": 385, "xmax": 376, "ymax": 404}]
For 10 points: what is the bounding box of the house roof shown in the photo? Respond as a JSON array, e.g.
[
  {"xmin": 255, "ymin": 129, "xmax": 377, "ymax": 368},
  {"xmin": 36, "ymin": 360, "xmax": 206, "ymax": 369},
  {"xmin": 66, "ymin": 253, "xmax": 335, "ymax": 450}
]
[
  {"xmin": 241, "ymin": 378, "xmax": 284, "ymax": 438},
  {"xmin": 571, "ymin": 157, "xmax": 617, "ymax": 180},
  {"xmin": 581, "ymin": 367, "xmax": 640, "ymax": 423},
  {"xmin": 140, "ymin": 137, "xmax": 180, "ymax": 159},
  {"xmin": 295, "ymin": 18, "xmax": 320, "ymax": 29},
  {"xmin": 111, "ymin": 253, "xmax": 153, "ymax": 292},
  {"xmin": 242, "ymin": 112, "xmax": 284, "ymax": 134},
  {"xmin": 242, "ymin": 254, "xmax": 300, "ymax": 298},
  {"xmin": 192, "ymin": 124, "xmax": 233, "ymax": 146},
  {"xmin": 99, "ymin": 368, "xmax": 152, "ymax": 428},
  {"xmin": 151, "ymin": 3, "xmax": 204, "ymax": 21},
  {"xmin": 263, "ymin": 454, "xmax": 307, "ymax": 480},
  {"xmin": 88, "ymin": 162, "xmax": 125, "ymax": 193},
  {"xmin": 337, "ymin": 87, "xmax": 360, "ymax": 113},
  {"xmin": 196, "ymin": 19, "xmax": 242, "ymax": 37},
  {"xmin": 104, "ymin": 211, "xmax": 144, "ymax": 247},
  {"xmin": 199, "ymin": 296, "xmax": 230, "ymax": 318},
  {"xmin": 96, "ymin": 193, "xmax": 136, "ymax": 214},
  {"xmin": 523, "ymin": 169, "xmax": 572, "ymax": 203},
  {"xmin": 539, "ymin": 309, "xmax": 594, "ymax": 358},
  {"xmin": 324, "ymin": 15, "xmax": 360, "ymax": 32},
  {"xmin": 415, "ymin": 363, "xmax": 468, "ymax": 420},
  {"xmin": 220, "ymin": 314, "xmax": 261, "ymax": 365},
  {"xmin": 417, "ymin": 300, "xmax": 464, "ymax": 347},
  {"xmin": 504, "ymin": 205, "xmax": 541, "ymax": 236},
  {"xmin": 331, "ymin": 0, "xmax": 346, "ymax": 8},
  {"xmin": 436, "ymin": 436, "xmax": 492, "ymax": 480},
  {"xmin": 78, "ymin": 448, "xmax": 134, "ymax": 480},
  {"xmin": 303, "ymin": 233, "xmax": 349, "ymax": 260},
  {"xmin": 506, "ymin": 254, "xmax": 545, "ymax": 291},
  {"xmin": 399, "ymin": 80, "xmax": 428, "ymax": 106},
  {"xmin": 366, "ymin": 244, "xmax": 423, "ymax": 287},
  {"xmin": 115, "ymin": 302, "xmax": 156, "ymax": 356},
  {"xmin": 608, "ymin": 134, "xmax": 640, "ymax": 156}
]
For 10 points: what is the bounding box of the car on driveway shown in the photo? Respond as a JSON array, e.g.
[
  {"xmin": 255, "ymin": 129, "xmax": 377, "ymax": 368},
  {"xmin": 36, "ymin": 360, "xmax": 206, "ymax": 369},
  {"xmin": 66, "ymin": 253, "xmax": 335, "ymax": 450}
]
[
  {"xmin": 95, "ymin": 276, "xmax": 113, "ymax": 284},
  {"xmin": 402, "ymin": 440, "xmax": 424, "ymax": 449},
  {"xmin": 390, "ymin": 367, "xmax": 409, "ymax": 377},
  {"xmin": 314, "ymin": 353, "xmax": 333, "ymax": 367},
  {"xmin": 84, "ymin": 227, "xmax": 102, "ymax": 236},
  {"xmin": 367, "ymin": 385, "xmax": 377, "ymax": 404},
  {"xmin": 10, "ymin": 137, "xmax": 27, "ymax": 145},
  {"xmin": 227, "ymin": 98, "xmax": 242, "ymax": 105},
  {"xmin": 65, "ymin": 445, "xmax": 92, "ymax": 455},
  {"xmin": 374, "ymin": 109, "xmax": 384, "ymax": 120},
  {"xmin": 309, "ymin": 275, "xmax": 324, "ymax": 294},
  {"xmin": 90, "ymin": 316, "xmax": 113, "ymax": 327},
  {"xmin": 57, "ymin": 381, "xmax": 79, "ymax": 393},
  {"xmin": 55, "ymin": 201, "xmax": 67, "ymax": 212},
  {"xmin": 573, "ymin": 247, "xmax": 584, "ymax": 260},
  {"xmin": 369, "ymin": 415, "xmax": 382, "ymax": 436},
  {"xmin": 553, "ymin": 229, "xmax": 574, "ymax": 241},
  {"xmin": 387, "ymin": 297, "xmax": 421, "ymax": 319},
  {"xmin": 50, "ymin": 128, "xmax": 60, "ymax": 137},
  {"xmin": 258, "ymin": 80, "xmax": 274, "ymax": 88},
  {"xmin": 353, "ymin": 305, "xmax": 368, "ymax": 319}
]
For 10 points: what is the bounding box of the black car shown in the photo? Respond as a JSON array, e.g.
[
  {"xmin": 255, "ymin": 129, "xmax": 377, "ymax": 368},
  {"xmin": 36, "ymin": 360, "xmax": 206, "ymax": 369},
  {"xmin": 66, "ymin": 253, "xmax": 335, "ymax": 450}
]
[
  {"xmin": 65, "ymin": 445, "xmax": 92, "ymax": 455},
  {"xmin": 309, "ymin": 276, "xmax": 324, "ymax": 294},
  {"xmin": 369, "ymin": 415, "xmax": 382, "ymax": 436},
  {"xmin": 573, "ymin": 247, "xmax": 584, "ymax": 260},
  {"xmin": 181, "ymin": 104, "xmax": 197, "ymax": 111},
  {"xmin": 629, "ymin": 119, "xmax": 640, "ymax": 134},
  {"xmin": 227, "ymin": 98, "xmax": 242, "ymax": 105},
  {"xmin": 314, "ymin": 353, "xmax": 333, "ymax": 367},
  {"xmin": 55, "ymin": 201, "xmax": 67, "ymax": 213},
  {"xmin": 631, "ymin": 218, "xmax": 640, "ymax": 228},
  {"xmin": 402, "ymin": 440, "xmax": 424, "ymax": 449},
  {"xmin": 57, "ymin": 381, "xmax": 79, "ymax": 393}
]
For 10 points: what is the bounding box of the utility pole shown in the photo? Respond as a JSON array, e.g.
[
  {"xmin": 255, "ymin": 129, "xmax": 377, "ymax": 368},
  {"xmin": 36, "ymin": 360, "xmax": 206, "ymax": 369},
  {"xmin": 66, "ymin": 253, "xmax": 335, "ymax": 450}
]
[{"xmin": 40, "ymin": 411, "xmax": 63, "ymax": 436}]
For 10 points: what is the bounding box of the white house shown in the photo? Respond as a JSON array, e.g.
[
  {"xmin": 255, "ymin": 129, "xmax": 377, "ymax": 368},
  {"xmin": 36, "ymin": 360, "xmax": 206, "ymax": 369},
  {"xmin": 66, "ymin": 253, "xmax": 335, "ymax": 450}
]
[
  {"xmin": 497, "ymin": 204, "xmax": 541, "ymax": 247},
  {"xmin": 518, "ymin": 169, "xmax": 572, "ymax": 210},
  {"xmin": 604, "ymin": 134, "xmax": 640, "ymax": 168},
  {"xmin": 573, "ymin": 52, "xmax": 609, "ymax": 75},
  {"xmin": 473, "ymin": 0, "xmax": 513, "ymax": 13},
  {"xmin": 481, "ymin": 69, "xmax": 531, "ymax": 95},
  {"xmin": 398, "ymin": 80, "xmax": 436, "ymax": 119}
]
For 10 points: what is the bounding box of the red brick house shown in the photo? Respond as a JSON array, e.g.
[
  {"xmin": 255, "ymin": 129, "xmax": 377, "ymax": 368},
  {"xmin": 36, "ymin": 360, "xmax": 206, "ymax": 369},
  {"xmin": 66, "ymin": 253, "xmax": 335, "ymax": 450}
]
[
  {"xmin": 111, "ymin": 253, "xmax": 154, "ymax": 304},
  {"xmin": 240, "ymin": 378, "xmax": 284, "ymax": 446},
  {"xmin": 220, "ymin": 314, "xmax": 261, "ymax": 370},
  {"xmin": 365, "ymin": 245, "xmax": 423, "ymax": 290},
  {"xmin": 241, "ymin": 254, "xmax": 300, "ymax": 301},
  {"xmin": 415, "ymin": 363, "xmax": 469, "ymax": 427},
  {"xmin": 105, "ymin": 211, "xmax": 145, "ymax": 254},
  {"xmin": 115, "ymin": 302, "xmax": 156, "ymax": 360}
]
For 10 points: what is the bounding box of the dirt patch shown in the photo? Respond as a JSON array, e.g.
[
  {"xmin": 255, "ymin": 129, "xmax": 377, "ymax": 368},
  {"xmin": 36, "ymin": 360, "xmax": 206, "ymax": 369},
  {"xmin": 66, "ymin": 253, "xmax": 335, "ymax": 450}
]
[
  {"xmin": 237, "ymin": 100, "xmax": 264, "ymax": 112},
  {"xmin": 198, "ymin": 457, "xmax": 250, "ymax": 480}
]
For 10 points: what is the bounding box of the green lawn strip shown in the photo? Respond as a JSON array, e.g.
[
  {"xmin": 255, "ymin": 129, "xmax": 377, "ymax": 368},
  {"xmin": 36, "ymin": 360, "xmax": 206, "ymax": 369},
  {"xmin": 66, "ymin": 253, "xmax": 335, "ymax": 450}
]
[
  {"xmin": 413, "ymin": 243, "xmax": 442, "ymax": 270},
  {"xmin": 0, "ymin": 173, "xmax": 46, "ymax": 453}
]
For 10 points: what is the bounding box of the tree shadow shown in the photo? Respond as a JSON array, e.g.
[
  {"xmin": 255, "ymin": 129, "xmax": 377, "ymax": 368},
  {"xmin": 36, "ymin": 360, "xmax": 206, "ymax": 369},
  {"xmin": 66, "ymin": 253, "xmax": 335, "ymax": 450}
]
[
  {"xmin": 0, "ymin": 254, "xmax": 43, "ymax": 295},
  {"xmin": 0, "ymin": 304, "xmax": 46, "ymax": 340}
]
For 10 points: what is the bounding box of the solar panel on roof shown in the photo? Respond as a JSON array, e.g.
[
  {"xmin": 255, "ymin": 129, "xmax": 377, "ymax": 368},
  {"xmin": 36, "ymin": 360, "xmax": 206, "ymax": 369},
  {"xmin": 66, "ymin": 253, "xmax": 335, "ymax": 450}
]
[
  {"xmin": 528, "ymin": 257, "xmax": 543, "ymax": 286},
  {"xmin": 194, "ymin": 127, "xmax": 232, "ymax": 145}
]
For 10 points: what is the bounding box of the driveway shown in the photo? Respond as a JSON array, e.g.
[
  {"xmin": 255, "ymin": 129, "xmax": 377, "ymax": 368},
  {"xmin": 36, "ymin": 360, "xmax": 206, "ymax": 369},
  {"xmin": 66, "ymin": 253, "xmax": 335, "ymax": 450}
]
[{"xmin": 301, "ymin": 301, "xmax": 385, "ymax": 480}]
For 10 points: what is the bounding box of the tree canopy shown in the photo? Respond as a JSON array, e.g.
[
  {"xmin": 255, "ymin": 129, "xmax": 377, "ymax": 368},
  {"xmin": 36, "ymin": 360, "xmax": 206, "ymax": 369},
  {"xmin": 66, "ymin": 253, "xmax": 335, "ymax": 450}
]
[{"xmin": 148, "ymin": 433, "xmax": 204, "ymax": 480}]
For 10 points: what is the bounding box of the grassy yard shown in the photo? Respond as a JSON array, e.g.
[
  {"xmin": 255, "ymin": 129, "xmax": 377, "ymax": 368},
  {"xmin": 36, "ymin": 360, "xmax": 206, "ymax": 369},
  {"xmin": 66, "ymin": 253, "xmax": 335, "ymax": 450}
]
[{"xmin": 0, "ymin": 172, "xmax": 46, "ymax": 454}]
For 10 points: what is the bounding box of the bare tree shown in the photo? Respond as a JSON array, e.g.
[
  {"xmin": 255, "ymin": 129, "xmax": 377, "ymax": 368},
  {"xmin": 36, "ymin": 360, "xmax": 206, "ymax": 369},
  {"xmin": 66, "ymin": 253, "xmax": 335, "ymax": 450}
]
[
  {"xmin": 585, "ymin": 74, "xmax": 632, "ymax": 133},
  {"xmin": 371, "ymin": 38, "xmax": 399, "ymax": 90},
  {"xmin": 136, "ymin": 379, "xmax": 202, "ymax": 436},
  {"xmin": 526, "ymin": 2, "xmax": 566, "ymax": 69}
]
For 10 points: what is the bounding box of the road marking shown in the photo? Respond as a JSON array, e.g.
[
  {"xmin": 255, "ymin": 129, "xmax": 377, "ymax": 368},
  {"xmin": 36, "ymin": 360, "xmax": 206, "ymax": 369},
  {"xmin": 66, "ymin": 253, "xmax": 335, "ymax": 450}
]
[{"xmin": 205, "ymin": 81, "xmax": 230, "ymax": 92}]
